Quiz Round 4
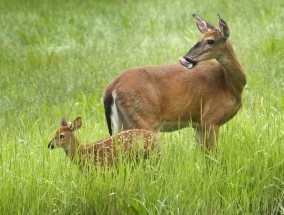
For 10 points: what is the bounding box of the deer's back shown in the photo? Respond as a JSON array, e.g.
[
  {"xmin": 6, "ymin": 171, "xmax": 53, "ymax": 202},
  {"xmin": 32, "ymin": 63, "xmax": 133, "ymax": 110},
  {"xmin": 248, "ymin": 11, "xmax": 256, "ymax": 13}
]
[{"xmin": 105, "ymin": 62, "xmax": 229, "ymax": 123}]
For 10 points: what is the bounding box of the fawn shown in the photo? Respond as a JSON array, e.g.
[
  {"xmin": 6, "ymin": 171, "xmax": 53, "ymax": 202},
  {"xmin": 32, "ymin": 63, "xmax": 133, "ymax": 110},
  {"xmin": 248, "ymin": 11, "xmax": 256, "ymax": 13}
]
[{"xmin": 48, "ymin": 117, "xmax": 159, "ymax": 169}]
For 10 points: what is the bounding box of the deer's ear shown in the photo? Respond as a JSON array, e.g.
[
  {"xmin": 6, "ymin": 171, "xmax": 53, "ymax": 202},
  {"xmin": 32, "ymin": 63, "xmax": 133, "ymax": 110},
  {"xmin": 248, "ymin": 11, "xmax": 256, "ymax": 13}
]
[
  {"xmin": 218, "ymin": 14, "xmax": 230, "ymax": 39},
  {"xmin": 61, "ymin": 117, "xmax": 68, "ymax": 126},
  {"xmin": 70, "ymin": 117, "xmax": 82, "ymax": 131},
  {"xmin": 193, "ymin": 14, "xmax": 216, "ymax": 34}
]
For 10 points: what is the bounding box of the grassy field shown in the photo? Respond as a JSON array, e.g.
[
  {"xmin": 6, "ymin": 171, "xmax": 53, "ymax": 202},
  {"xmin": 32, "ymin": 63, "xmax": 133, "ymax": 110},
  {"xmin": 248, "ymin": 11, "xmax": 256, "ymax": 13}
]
[{"xmin": 0, "ymin": 0, "xmax": 284, "ymax": 214}]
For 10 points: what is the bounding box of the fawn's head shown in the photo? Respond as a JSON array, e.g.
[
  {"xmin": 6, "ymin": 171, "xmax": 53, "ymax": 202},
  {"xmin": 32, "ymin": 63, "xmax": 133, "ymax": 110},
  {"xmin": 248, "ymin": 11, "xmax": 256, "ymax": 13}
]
[
  {"xmin": 180, "ymin": 14, "xmax": 230, "ymax": 69},
  {"xmin": 48, "ymin": 117, "xmax": 82, "ymax": 150}
]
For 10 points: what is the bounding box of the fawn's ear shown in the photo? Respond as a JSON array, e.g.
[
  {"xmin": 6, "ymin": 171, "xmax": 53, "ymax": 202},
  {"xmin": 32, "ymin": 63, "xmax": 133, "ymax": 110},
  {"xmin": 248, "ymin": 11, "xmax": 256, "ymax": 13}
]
[
  {"xmin": 218, "ymin": 14, "xmax": 230, "ymax": 39},
  {"xmin": 193, "ymin": 14, "xmax": 216, "ymax": 34},
  {"xmin": 61, "ymin": 117, "xmax": 68, "ymax": 126},
  {"xmin": 70, "ymin": 117, "xmax": 82, "ymax": 131}
]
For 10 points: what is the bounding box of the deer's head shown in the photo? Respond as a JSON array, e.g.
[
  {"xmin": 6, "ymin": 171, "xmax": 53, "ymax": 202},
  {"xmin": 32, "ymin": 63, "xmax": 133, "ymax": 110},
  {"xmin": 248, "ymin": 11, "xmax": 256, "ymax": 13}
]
[
  {"xmin": 180, "ymin": 14, "xmax": 230, "ymax": 69},
  {"xmin": 48, "ymin": 117, "xmax": 82, "ymax": 150}
]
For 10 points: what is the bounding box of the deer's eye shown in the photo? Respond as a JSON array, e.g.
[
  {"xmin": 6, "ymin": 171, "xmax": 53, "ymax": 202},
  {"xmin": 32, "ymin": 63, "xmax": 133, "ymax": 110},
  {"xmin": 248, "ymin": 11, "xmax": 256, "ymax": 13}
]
[
  {"xmin": 206, "ymin": 39, "xmax": 215, "ymax": 45},
  {"xmin": 59, "ymin": 134, "xmax": 65, "ymax": 140}
]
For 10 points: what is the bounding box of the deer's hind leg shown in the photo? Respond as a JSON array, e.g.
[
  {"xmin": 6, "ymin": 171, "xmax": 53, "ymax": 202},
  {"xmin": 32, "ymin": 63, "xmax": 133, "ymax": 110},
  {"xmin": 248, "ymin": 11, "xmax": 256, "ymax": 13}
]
[{"xmin": 113, "ymin": 90, "xmax": 161, "ymax": 133}]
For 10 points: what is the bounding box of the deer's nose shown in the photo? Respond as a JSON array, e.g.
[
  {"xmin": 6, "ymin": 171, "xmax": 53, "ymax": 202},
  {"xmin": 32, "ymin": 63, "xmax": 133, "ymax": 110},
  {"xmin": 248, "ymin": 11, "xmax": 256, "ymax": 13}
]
[{"xmin": 48, "ymin": 140, "xmax": 54, "ymax": 149}]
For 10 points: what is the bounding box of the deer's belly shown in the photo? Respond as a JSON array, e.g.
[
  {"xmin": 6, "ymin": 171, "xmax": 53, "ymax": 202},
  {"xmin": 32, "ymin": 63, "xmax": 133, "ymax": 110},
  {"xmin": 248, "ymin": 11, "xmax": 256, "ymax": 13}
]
[{"xmin": 159, "ymin": 120, "xmax": 199, "ymax": 132}]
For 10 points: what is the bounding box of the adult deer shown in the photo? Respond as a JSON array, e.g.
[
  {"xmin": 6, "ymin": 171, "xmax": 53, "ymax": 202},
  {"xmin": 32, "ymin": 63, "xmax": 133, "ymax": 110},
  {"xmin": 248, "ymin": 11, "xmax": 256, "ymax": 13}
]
[
  {"xmin": 104, "ymin": 14, "xmax": 246, "ymax": 149},
  {"xmin": 48, "ymin": 117, "xmax": 158, "ymax": 168}
]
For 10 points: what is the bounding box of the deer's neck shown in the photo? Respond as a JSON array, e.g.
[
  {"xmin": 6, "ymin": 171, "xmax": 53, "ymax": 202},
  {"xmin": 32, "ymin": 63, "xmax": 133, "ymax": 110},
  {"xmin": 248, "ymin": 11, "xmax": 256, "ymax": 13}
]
[
  {"xmin": 217, "ymin": 41, "xmax": 246, "ymax": 96},
  {"xmin": 64, "ymin": 138, "xmax": 83, "ymax": 160}
]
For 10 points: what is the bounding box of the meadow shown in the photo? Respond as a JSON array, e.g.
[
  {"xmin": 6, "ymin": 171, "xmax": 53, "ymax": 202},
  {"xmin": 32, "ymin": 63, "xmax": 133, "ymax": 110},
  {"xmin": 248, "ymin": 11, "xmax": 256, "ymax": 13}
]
[{"xmin": 0, "ymin": 0, "xmax": 284, "ymax": 214}]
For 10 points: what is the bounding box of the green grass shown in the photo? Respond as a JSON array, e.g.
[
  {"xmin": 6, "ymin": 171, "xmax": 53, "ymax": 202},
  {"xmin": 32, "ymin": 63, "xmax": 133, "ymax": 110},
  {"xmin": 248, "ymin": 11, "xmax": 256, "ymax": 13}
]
[{"xmin": 1, "ymin": 0, "xmax": 284, "ymax": 214}]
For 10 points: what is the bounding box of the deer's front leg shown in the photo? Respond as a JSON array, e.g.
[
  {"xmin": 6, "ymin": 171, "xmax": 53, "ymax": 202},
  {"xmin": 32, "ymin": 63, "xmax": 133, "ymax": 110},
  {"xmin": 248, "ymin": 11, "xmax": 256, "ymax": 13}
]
[{"xmin": 195, "ymin": 124, "xmax": 219, "ymax": 149}]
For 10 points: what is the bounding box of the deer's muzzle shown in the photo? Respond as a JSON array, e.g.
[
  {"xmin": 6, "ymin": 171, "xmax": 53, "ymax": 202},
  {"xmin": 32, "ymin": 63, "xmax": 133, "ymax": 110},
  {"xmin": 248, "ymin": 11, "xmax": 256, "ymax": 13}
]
[{"xmin": 48, "ymin": 140, "xmax": 55, "ymax": 149}]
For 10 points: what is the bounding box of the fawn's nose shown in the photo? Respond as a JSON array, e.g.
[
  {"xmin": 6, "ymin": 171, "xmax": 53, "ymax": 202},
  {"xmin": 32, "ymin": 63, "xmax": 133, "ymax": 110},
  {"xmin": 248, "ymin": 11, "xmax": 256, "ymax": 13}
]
[{"xmin": 48, "ymin": 140, "xmax": 54, "ymax": 149}]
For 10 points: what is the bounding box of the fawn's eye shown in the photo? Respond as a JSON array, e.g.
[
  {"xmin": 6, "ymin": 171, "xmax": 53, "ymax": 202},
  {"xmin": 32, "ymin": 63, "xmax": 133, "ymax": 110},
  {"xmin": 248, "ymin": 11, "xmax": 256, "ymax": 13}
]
[
  {"xmin": 206, "ymin": 39, "xmax": 215, "ymax": 45},
  {"xmin": 59, "ymin": 134, "xmax": 65, "ymax": 140}
]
